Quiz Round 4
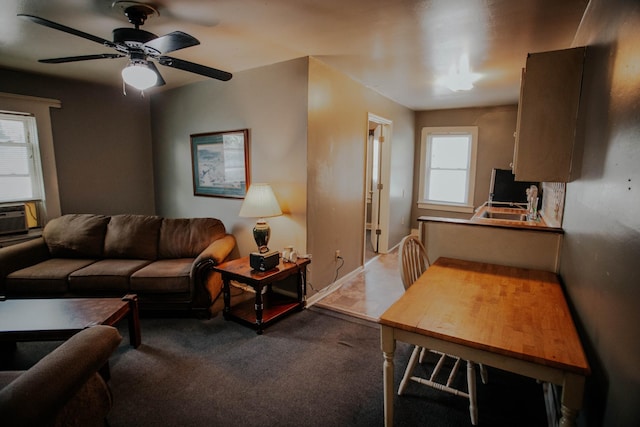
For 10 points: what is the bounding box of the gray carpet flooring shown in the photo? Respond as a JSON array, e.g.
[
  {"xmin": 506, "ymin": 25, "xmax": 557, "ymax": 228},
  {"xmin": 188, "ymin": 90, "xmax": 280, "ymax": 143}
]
[{"xmin": 2, "ymin": 307, "xmax": 548, "ymax": 426}]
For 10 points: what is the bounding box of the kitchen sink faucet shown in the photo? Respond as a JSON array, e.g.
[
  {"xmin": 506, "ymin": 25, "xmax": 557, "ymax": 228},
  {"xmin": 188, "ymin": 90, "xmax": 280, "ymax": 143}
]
[{"xmin": 526, "ymin": 185, "xmax": 539, "ymax": 220}]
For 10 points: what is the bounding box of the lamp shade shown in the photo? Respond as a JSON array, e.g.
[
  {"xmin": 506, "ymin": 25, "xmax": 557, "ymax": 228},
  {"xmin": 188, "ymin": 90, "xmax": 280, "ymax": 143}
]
[
  {"xmin": 239, "ymin": 183, "xmax": 282, "ymax": 254},
  {"xmin": 239, "ymin": 183, "xmax": 282, "ymax": 219},
  {"xmin": 121, "ymin": 63, "xmax": 157, "ymax": 90}
]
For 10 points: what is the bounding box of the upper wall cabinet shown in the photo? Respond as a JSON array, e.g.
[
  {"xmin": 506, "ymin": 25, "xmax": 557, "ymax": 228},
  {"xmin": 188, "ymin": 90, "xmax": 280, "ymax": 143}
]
[{"xmin": 513, "ymin": 47, "xmax": 586, "ymax": 182}]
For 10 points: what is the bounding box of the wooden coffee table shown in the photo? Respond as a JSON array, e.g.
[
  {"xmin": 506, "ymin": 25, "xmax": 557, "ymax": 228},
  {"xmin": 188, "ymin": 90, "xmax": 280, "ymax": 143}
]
[{"xmin": 0, "ymin": 294, "xmax": 141, "ymax": 348}]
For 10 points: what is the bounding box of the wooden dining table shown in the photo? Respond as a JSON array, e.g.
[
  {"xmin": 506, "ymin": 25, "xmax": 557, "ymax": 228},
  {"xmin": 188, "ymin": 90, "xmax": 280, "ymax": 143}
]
[{"xmin": 379, "ymin": 257, "xmax": 590, "ymax": 427}]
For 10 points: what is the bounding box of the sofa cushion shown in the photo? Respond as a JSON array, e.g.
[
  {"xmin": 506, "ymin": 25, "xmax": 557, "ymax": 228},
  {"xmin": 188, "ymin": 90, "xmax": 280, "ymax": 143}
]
[
  {"xmin": 103, "ymin": 215, "xmax": 162, "ymax": 260},
  {"xmin": 5, "ymin": 258, "xmax": 97, "ymax": 294},
  {"xmin": 158, "ymin": 218, "xmax": 227, "ymax": 259},
  {"xmin": 130, "ymin": 259, "xmax": 193, "ymax": 293},
  {"xmin": 69, "ymin": 259, "xmax": 151, "ymax": 293},
  {"xmin": 44, "ymin": 214, "xmax": 110, "ymax": 258}
]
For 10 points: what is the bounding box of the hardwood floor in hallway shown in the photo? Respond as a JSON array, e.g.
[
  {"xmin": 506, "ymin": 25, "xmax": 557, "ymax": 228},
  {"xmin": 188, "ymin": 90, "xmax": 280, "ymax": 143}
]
[{"xmin": 314, "ymin": 247, "xmax": 405, "ymax": 322}]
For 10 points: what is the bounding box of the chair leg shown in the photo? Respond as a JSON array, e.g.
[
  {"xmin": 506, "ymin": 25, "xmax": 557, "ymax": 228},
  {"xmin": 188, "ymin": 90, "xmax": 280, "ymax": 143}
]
[
  {"xmin": 398, "ymin": 345, "xmax": 421, "ymax": 395},
  {"xmin": 467, "ymin": 360, "xmax": 478, "ymax": 425},
  {"xmin": 419, "ymin": 346, "xmax": 426, "ymax": 363},
  {"xmin": 480, "ymin": 363, "xmax": 489, "ymax": 384}
]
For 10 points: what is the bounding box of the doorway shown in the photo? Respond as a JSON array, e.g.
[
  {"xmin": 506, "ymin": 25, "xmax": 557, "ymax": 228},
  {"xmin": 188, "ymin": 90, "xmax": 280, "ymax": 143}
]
[{"xmin": 364, "ymin": 113, "xmax": 392, "ymax": 264}]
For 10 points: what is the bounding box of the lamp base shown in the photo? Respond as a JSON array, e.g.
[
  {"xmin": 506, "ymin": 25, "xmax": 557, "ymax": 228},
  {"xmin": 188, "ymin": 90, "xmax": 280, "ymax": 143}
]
[{"xmin": 253, "ymin": 219, "xmax": 271, "ymax": 253}]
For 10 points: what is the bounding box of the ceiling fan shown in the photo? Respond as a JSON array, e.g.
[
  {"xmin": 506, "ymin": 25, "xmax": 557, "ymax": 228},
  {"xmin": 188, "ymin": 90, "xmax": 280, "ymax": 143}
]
[{"xmin": 18, "ymin": 1, "xmax": 232, "ymax": 92}]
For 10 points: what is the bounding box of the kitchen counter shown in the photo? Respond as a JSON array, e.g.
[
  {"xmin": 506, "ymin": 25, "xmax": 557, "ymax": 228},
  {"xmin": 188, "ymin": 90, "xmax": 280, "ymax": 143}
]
[
  {"xmin": 418, "ymin": 204, "xmax": 562, "ymax": 234},
  {"xmin": 417, "ymin": 204, "xmax": 563, "ymax": 272}
]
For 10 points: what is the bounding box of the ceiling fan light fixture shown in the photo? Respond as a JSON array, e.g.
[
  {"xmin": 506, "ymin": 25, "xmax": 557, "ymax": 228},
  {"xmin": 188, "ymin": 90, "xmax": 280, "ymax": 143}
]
[
  {"xmin": 21, "ymin": 11, "xmax": 232, "ymax": 89},
  {"xmin": 121, "ymin": 62, "xmax": 157, "ymax": 90}
]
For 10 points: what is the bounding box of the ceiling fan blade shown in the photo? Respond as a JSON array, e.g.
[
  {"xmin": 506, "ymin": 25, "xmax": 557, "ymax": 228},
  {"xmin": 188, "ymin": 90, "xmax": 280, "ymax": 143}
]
[
  {"xmin": 147, "ymin": 61, "xmax": 166, "ymax": 86},
  {"xmin": 157, "ymin": 56, "xmax": 232, "ymax": 81},
  {"xmin": 144, "ymin": 31, "xmax": 199, "ymax": 55},
  {"xmin": 39, "ymin": 54, "xmax": 124, "ymax": 64},
  {"xmin": 18, "ymin": 14, "xmax": 115, "ymax": 48}
]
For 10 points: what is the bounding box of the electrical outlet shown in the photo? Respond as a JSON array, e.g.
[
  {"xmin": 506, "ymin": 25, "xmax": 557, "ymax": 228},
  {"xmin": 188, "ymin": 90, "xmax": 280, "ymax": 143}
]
[{"xmin": 335, "ymin": 250, "xmax": 341, "ymax": 259}]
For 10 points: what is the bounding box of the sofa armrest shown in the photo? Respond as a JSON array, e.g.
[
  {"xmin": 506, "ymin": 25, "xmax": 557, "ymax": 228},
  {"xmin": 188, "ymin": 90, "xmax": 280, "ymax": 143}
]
[
  {"xmin": 0, "ymin": 237, "xmax": 50, "ymax": 291},
  {"xmin": 191, "ymin": 234, "xmax": 236, "ymax": 310},
  {"xmin": 0, "ymin": 325, "xmax": 122, "ymax": 426},
  {"xmin": 193, "ymin": 234, "xmax": 236, "ymax": 267}
]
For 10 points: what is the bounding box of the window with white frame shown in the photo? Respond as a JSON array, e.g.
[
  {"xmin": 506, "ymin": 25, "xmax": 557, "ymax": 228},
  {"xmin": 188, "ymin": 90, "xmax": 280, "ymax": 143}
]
[
  {"xmin": 418, "ymin": 126, "xmax": 478, "ymax": 213},
  {"xmin": 0, "ymin": 112, "xmax": 44, "ymax": 203}
]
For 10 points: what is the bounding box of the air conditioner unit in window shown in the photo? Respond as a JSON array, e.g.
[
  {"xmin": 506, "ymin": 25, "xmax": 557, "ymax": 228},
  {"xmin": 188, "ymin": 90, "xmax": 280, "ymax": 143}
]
[{"xmin": 0, "ymin": 204, "xmax": 28, "ymax": 235}]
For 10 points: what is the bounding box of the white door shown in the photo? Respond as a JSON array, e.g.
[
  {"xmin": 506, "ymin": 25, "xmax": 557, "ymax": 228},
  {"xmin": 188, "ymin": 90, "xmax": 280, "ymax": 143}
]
[
  {"xmin": 370, "ymin": 125, "xmax": 382, "ymax": 252},
  {"xmin": 364, "ymin": 113, "xmax": 392, "ymax": 263}
]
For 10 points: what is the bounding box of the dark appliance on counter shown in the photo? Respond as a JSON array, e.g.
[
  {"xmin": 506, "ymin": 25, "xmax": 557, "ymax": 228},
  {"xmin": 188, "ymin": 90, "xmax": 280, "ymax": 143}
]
[{"xmin": 490, "ymin": 169, "xmax": 539, "ymax": 204}]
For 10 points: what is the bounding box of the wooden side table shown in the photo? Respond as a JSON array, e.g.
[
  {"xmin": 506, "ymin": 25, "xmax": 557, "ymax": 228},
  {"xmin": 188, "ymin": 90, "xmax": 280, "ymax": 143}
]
[{"xmin": 213, "ymin": 256, "xmax": 310, "ymax": 334}]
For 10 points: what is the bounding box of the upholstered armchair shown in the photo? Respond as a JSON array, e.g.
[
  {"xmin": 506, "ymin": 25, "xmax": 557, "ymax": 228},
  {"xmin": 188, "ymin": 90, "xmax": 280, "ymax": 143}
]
[{"xmin": 0, "ymin": 325, "xmax": 122, "ymax": 427}]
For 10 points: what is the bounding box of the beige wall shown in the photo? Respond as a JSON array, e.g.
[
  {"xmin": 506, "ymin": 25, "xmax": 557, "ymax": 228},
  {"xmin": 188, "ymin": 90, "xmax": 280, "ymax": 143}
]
[
  {"xmin": 307, "ymin": 58, "xmax": 415, "ymax": 292},
  {"xmin": 151, "ymin": 57, "xmax": 414, "ymax": 293},
  {"xmin": 150, "ymin": 58, "xmax": 309, "ymax": 257},
  {"xmin": 412, "ymin": 105, "xmax": 518, "ymax": 222},
  {"xmin": 561, "ymin": 0, "xmax": 640, "ymax": 425},
  {"xmin": 0, "ymin": 68, "xmax": 155, "ymax": 217}
]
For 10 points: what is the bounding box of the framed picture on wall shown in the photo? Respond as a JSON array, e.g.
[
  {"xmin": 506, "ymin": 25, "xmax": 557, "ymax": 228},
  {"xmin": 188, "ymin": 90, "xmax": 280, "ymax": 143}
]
[{"xmin": 190, "ymin": 129, "xmax": 250, "ymax": 198}]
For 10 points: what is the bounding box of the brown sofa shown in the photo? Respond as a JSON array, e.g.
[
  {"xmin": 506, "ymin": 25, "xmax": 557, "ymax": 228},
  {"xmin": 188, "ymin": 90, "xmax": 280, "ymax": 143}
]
[
  {"xmin": 0, "ymin": 325, "xmax": 122, "ymax": 427},
  {"xmin": 0, "ymin": 214, "xmax": 236, "ymax": 314}
]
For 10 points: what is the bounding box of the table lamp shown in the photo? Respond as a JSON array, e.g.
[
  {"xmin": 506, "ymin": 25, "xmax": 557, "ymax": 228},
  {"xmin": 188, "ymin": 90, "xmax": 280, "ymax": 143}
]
[{"xmin": 239, "ymin": 183, "xmax": 282, "ymax": 254}]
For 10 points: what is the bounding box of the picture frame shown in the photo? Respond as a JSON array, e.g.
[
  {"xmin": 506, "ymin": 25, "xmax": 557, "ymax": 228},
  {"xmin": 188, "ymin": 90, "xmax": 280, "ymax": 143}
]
[{"xmin": 190, "ymin": 129, "xmax": 250, "ymax": 198}]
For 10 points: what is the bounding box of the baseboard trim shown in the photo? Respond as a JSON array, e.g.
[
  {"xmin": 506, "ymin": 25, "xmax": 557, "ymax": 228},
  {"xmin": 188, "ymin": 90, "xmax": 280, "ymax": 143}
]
[
  {"xmin": 313, "ymin": 303, "xmax": 379, "ymax": 324},
  {"xmin": 308, "ymin": 305, "xmax": 378, "ymax": 328}
]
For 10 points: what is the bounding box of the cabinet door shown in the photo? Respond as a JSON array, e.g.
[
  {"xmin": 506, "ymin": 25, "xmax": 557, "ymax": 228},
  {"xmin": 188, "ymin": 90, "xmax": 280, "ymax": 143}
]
[{"xmin": 514, "ymin": 47, "xmax": 585, "ymax": 182}]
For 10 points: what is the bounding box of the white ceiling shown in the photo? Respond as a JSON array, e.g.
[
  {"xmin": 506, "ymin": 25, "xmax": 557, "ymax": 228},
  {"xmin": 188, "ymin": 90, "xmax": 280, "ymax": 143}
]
[{"xmin": 0, "ymin": 0, "xmax": 589, "ymax": 110}]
